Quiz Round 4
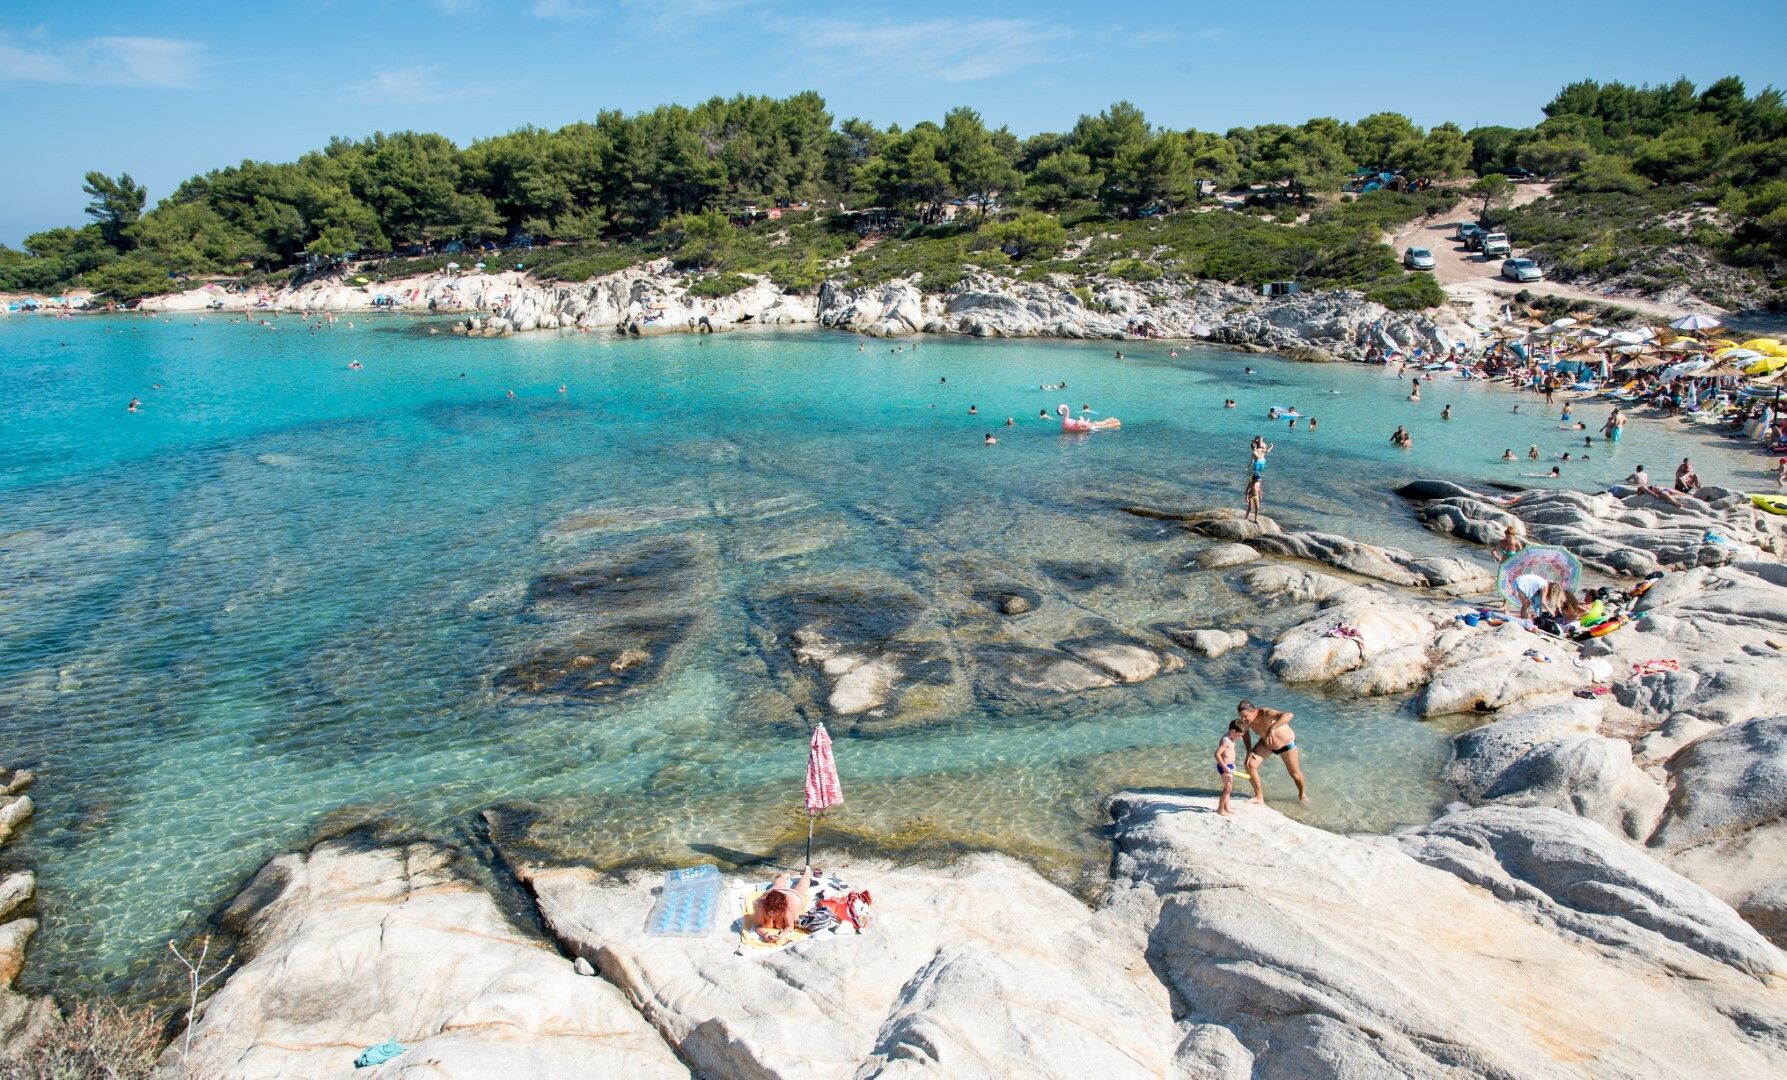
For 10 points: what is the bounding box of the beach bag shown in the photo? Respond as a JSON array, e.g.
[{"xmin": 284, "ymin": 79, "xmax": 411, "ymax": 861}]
[{"xmin": 819, "ymin": 890, "xmax": 875, "ymax": 933}]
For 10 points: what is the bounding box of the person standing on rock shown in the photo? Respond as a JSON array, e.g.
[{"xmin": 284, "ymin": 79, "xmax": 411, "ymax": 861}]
[
  {"xmin": 1236, "ymin": 699, "xmax": 1308, "ymax": 805},
  {"xmin": 1244, "ymin": 473, "xmax": 1263, "ymax": 524}
]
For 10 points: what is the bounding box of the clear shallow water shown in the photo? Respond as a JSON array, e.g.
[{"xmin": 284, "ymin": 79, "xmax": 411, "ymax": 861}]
[{"xmin": 0, "ymin": 314, "xmax": 1768, "ymax": 993}]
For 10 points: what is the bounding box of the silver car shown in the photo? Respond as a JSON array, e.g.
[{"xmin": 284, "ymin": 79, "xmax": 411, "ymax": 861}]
[
  {"xmin": 1501, "ymin": 258, "xmax": 1544, "ymax": 282},
  {"xmin": 1403, "ymin": 247, "xmax": 1436, "ymax": 270}
]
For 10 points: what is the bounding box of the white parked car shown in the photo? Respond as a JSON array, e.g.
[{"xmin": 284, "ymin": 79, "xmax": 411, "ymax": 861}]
[
  {"xmin": 1403, "ymin": 247, "xmax": 1436, "ymax": 270},
  {"xmin": 1479, "ymin": 232, "xmax": 1511, "ymax": 258},
  {"xmin": 1501, "ymin": 258, "xmax": 1544, "ymax": 282}
]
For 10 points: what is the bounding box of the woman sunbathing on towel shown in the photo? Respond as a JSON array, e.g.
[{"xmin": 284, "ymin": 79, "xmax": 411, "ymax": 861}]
[{"xmin": 750, "ymin": 866, "xmax": 815, "ymax": 941}]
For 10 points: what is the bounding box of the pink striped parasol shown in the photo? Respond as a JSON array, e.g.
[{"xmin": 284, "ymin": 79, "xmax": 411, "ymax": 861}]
[{"xmin": 804, "ymin": 723, "xmax": 843, "ymax": 862}]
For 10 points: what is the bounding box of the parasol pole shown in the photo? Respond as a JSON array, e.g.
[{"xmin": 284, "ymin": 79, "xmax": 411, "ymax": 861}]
[{"xmin": 806, "ymin": 812, "xmax": 814, "ymax": 867}]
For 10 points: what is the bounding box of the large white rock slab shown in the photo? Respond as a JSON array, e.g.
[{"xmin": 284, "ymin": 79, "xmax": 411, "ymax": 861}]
[
  {"xmin": 524, "ymin": 854, "xmax": 1172, "ymax": 1080},
  {"xmin": 170, "ymin": 842, "xmax": 687, "ymax": 1080},
  {"xmin": 1110, "ymin": 792, "xmax": 1787, "ymax": 1079}
]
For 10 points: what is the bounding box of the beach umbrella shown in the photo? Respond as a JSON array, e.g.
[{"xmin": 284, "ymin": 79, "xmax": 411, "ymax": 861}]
[
  {"xmin": 1608, "ymin": 329, "xmax": 1652, "ymax": 345},
  {"xmin": 1715, "ymin": 348, "xmax": 1762, "ymax": 362},
  {"xmin": 1497, "ymin": 544, "xmax": 1583, "ymax": 607},
  {"xmin": 1661, "ymin": 358, "xmax": 1712, "ymax": 381},
  {"xmin": 1739, "ymin": 338, "xmax": 1781, "ymax": 352},
  {"xmin": 1670, "ymin": 313, "xmax": 1722, "ymax": 332},
  {"xmin": 1746, "ymin": 355, "xmax": 1787, "ymax": 375},
  {"xmin": 803, "ymin": 722, "xmax": 843, "ymax": 864},
  {"xmin": 1549, "ymin": 317, "xmax": 1578, "ymax": 329},
  {"xmin": 1662, "ymin": 338, "xmax": 1707, "ymax": 352}
]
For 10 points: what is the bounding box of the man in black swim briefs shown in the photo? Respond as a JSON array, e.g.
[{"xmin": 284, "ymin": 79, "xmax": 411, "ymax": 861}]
[{"xmin": 1237, "ymin": 699, "xmax": 1309, "ymax": 805}]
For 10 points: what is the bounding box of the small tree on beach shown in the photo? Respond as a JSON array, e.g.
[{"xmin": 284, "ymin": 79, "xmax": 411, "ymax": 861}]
[{"xmin": 1468, "ymin": 173, "xmax": 1514, "ymax": 219}]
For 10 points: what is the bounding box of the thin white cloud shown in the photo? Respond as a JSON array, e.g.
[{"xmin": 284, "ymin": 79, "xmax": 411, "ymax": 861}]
[
  {"xmin": 802, "ymin": 17, "xmax": 1072, "ymax": 84},
  {"xmin": 0, "ymin": 32, "xmax": 206, "ymax": 88},
  {"xmin": 343, "ymin": 65, "xmax": 477, "ymax": 106},
  {"xmin": 428, "ymin": 0, "xmax": 482, "ymax": 14},
  {"xmin": 531, "ymin": 0, "xmax": 597, "ymax": 17}
]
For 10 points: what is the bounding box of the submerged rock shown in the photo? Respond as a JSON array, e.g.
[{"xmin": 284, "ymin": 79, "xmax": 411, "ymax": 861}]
[
  {"xmin": 496, "ymin": 616, "xmax": 696, "ymax": 703},
  {"xmin": 751, "ymin": 573, "xmax": 964, "ymax": 731},
  {"xmin": 502, "ymin": 538, "xmax": 712, "ymax": 706}
]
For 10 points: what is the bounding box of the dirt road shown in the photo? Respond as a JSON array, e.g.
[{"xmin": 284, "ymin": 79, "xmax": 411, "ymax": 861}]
[{"xmin": 1389, "ymin": 187, "xmax": 1718, "ymax": 323}]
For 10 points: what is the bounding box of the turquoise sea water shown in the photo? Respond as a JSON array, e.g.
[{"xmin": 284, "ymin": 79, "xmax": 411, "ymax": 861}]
[{"xmin": 0, "ymin": 313, "xmax": 1772, "ymax": 994}]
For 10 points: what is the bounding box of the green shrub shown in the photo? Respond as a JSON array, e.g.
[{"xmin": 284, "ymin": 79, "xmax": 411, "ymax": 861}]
[
  {"xmin": 686, "ymin": 272, "xmax": 755, "ymax": 298},
  {"xmin": 981, "ymin": 211, "xmax": 1068, "ymax": 260},
  {"xmin": 1109, "ymin": 258, "xmax": 1162, "ymax": 282}
]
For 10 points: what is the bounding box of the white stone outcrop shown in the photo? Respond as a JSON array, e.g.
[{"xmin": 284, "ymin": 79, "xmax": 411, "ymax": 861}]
[
  {"xmin": 170, "ymin": 842, "xmax": 686, "ymax": 1080},
  {"xmin": 524, "ymin": 854, "xmax": 1172, "ymax": 1080},
  {"xmin": 1113, "ymin": 792, "xmax": 1787, "ymax": 1078}
]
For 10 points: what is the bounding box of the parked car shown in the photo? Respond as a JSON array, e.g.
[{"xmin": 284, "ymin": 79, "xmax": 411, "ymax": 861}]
[
  {"xmin": 1501, "ymin": 258, "xmax": 1544, "ymax": 282},
  {"xmin": 1479, "ymin": 232, "xmax": 1512, "ymax": 258},
  {"xmin": 1505, "ymin": 166, "xmax": 1536, "ymax": 182},
  {"xmin": 1403, "ymin": 247, "xmax": 1436, "ymax": 270},
  {"xmin": 1456, "ymin": 222, "xmax": 1484, "ymax": 244}
]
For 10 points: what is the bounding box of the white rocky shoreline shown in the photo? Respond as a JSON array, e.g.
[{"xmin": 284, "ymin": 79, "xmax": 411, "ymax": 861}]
[
  {"xmin": 1, "ymin": 475, "xmax": 1768, "ymax": 1079},
  {"xmin": 6, "ymin": 292, "xmax": 1787, "ymax": 1075},
  {"xmin": 140, "ymin": 261, "xmax": 1466, "ymax": 361}
]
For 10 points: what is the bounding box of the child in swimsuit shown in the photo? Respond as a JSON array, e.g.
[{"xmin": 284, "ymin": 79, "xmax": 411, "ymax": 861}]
[{"xmin": 1215, "ymin": 721, "xmax": 1243, "ymax": 817}]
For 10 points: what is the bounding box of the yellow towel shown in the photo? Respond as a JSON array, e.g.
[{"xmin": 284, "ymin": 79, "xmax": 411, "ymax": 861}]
[{"xmin": 735, "ymin": 886, "xmax": 812, "ymax": 951}]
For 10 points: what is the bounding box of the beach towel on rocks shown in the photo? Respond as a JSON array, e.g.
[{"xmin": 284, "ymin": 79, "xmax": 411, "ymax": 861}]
[
  {"xmin": 354, "ymin": 1041, "xmax": 407, "ymax": 1068},
  {"xmin": 734, "ymin": 873, "xmax": 854, "ymax": 954}
]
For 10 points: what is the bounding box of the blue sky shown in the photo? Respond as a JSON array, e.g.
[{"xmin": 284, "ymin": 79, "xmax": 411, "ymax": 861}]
[{"xmin": 3, "ymin": 0, "xmax": 1783, "ymax": 245}]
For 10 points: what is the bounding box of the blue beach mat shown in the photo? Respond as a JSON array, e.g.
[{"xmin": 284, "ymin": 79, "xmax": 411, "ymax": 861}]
[{"xmin": 645, "ymin": 864, "xmax": 722, "ymax": 937}]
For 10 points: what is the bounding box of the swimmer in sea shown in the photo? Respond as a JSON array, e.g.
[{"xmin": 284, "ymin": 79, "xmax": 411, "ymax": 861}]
[
  {"xmin": 1308, "ymin": 418, "xmax": 1318, "ymax": 431},
  {"xmin": 1005, "ymin": 416, "xmax": 1014, "ymax": 426},
  {"xmin": 559, "ymin": 385, "xmax": 567, "ymax": 394},
  {"xmin": 349, "ymin": 360, "xmax": 363, "ymax": 370},
  {"xmin": 1529, "ymin": 446, "xmax": 1540, "ymax": 460},
  {"xmin": 1440, "ymin": 404, "xmax": 1452, "ymax": 421},
  {"xmin": 984, "ymin": 433, "xmax": 997, "ymax": 445},
  {"xmin": 1288, "ymin": 417, "xmax": 1298, "ymax": 429},
  {"xmin": 1224, "ymin": 399, "xmax": 1236, "ymax": 408},
  {"xmin": 1039, "ymin": 409, "xmax": 1049, "ymax": 419},
  {"xmin": 969, "ymin": 405, "xmax": 979, "ymax": 415},
  {"xmin": 127, "ymin": 397, "xmax": 140, "ymax": 413},
  {"xmin": 507, "ymin": 390, "xmax": 516, "ymax": 400},
  {"xmin": 1502, "ymin": 449, "xmax": 1516, "ymax": 461},
  {"xmin": 1244, "ymin": 367, "xmax": 1254, "ymax": 375}
]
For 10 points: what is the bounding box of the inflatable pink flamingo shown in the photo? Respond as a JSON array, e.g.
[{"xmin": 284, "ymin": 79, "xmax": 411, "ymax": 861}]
[{"xmin": 1058, "ymin": 403, "xmax": 1119, "ymax": 432}]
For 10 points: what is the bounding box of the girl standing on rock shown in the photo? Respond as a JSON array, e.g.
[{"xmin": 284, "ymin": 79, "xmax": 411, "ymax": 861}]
[{"xmin": 1244, "ymin": 473, "xmax": 1263, "ymax": 524}]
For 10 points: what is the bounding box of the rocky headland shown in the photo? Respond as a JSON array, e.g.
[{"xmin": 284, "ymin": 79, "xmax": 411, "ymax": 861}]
[
  {"xmin": 48, "ymin": 474, "xmax": 1774, "ymax": 1079},
  {"xmin": 141, "ymin": 262, "xmax": 1464, "ymax": 361}
]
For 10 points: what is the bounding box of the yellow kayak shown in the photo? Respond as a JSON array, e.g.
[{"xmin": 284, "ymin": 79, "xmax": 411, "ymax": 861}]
[{"xmin": 1752, "ymin": 494, "xmax": 1787, "ymax": 515}]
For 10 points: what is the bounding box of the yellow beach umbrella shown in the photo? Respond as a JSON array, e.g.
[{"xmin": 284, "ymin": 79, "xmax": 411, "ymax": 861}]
[
  {"xmin": 1739, "ymin": 338, "xmax": 1781, "ymax": 351},
  {"xmin": 1746, "ymin": 355, "xmax": 1787, "ymax": 375}
]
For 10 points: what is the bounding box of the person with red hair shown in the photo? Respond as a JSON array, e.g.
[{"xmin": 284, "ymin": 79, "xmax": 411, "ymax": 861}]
[{"xmin": 750, "ymin": 866, "xmax": 815, "ymax": 942}]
